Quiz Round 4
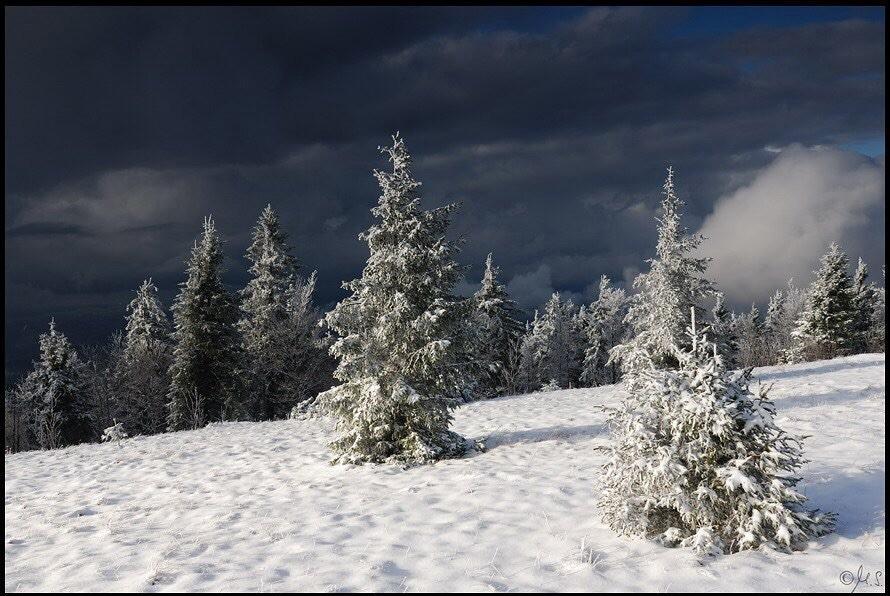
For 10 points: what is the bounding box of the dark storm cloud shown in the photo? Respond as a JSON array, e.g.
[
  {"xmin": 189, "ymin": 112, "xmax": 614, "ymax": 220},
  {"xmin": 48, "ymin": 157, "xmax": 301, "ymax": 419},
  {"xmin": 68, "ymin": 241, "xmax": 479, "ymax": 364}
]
[{"xmin": 5, "ymin": 7, "xmax": 885, "ymax": 378}]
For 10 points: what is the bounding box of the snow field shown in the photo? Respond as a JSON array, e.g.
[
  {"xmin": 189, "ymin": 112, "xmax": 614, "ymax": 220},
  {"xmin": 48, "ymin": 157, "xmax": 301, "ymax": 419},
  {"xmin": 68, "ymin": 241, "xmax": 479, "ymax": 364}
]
[{"xmin": 4, "ymin": 354, "xmax": 885, "ymax": 592}]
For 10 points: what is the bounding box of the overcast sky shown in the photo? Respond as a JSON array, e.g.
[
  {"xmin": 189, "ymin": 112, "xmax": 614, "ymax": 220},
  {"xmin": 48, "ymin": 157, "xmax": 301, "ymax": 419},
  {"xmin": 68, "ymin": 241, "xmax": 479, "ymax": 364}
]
[{"xmin": 5, "ymin": 6, "xmax": 885, "ymax": 379}]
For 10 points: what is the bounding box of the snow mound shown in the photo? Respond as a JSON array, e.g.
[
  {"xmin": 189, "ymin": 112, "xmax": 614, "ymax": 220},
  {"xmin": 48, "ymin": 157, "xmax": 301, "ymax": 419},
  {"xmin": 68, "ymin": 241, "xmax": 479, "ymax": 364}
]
[{"xmin": 5, "ymin": 354, "xmax": 885, "ymax": 592}]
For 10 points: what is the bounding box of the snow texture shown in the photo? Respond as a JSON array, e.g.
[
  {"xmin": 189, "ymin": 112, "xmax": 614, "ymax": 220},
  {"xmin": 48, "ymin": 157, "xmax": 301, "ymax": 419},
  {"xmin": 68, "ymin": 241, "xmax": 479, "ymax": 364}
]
[{"xmin": 4, "ymin": 354, "xmax": 885, "ymax": 592}]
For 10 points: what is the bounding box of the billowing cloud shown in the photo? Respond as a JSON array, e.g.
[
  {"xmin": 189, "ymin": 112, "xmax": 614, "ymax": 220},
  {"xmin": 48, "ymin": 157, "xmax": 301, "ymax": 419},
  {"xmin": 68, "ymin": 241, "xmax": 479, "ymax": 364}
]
[{"xmin": 699, "ymin": 145, "xmax": 885, "ymax": 305}]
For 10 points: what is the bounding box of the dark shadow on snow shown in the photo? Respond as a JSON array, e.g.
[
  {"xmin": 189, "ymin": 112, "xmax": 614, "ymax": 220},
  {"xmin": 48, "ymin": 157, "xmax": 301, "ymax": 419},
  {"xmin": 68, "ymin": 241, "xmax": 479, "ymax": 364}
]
[
  {"xmin": 753, "ymin": 358, "xmax": 884, "ymax": 383},
  {"xmin": 480, "ymin": 423, "xmax": 604, "ymax": 451},
  {"xmin": 801, "ymin": 465, "xmax": 885, "ymax": 541},
  {"xmin": 772, "ymin": 387, "xmax": 883, "ymax": 410}
]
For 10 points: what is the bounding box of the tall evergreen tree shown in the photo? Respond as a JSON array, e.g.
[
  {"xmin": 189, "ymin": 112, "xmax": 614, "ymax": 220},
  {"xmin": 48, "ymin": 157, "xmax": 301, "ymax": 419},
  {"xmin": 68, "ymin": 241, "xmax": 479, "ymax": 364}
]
[
  {"xmin": 777, "ymin": 279, "xmax": 808, "ymax": 364},
  {"xmin": 116, "ymin": 279, "xmax": 172, "ymax": 435},
  {"xmin": 167, "ymin": 217, "xmax": 243, "ymax": 431},
  {"xmin": 736, "ymin": 303, "xmax": 764, "ymax": 368},
  {"xmin": 790, "ymin": 243, "xmax": 857, "ymax": 361},
  {"xmin": 515, "ymin": 319, "xmax": 541, "ymax": 394},
  {"xmin": 24, "ymin": 320, "xmax": 90, "ymax": 448},
  {"xmin": 5, "ymin": 380, "xmax": 33, "ymax": 453},
  {"xmin": 530, "ymin": 293, "xmax": 582, "ymax": 389},
  {"xmin": 600, "ymin": 309, "xmax": 835, "ymax": 555},
  {"xmin": 81, "ymin": 332, "xmax": 125, "ymax": 438},
  {"xmin": 868, "ymin": 266, "xmax": 885, "ymax": 353},
  {"xmin": 317, "ymin": 134, "xmax": 472, "ymax": 464},
  {"xmin": 709, "ymin": 292, "xmax": 738, "ymax": 369},
  {"xmin": 580, "ymin": 276, "xmax": 629, "ymax": 386},
  {"xmin": 850, "ymin": 258, "xmax": 879, "ymax": 354},
  {"xmin": 471, "ymin": 253, "xmax": 525, "ymax": 398},
  {"xmin": 239, "ymin": 205, "xmax": 332, "ymax": 420},
  {"xmin": 613, "ymin": 167, "xmax": 715, "ymax": 371},
  {"xmin": 763, "ymin": 289, "xmax": 787, "ymax": 365}
]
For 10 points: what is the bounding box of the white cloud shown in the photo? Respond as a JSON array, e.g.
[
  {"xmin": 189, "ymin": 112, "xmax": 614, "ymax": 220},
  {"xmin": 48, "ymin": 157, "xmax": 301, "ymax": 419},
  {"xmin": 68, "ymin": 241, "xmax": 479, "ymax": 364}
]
[{"xmin": 699, "ymin": 145, "xmax": 885, "ymax": 305}]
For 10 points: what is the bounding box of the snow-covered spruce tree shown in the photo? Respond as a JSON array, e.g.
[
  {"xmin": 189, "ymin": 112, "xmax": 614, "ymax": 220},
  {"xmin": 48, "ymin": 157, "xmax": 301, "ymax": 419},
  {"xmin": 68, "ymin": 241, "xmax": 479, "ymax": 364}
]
[
  {"xmin": 736, "ymin": 304, "xmax": 765, "ymax": 368},
  {"xmin": 317, "ymin": 133, "xmax": 475, "ymax": 464},
  {"xmin": 790, "ymin": 243, "xmax": 857, "ymax": 362},
  {"xmin": 239, "ymin": 205, "xmax": 333, "ymax": 420},
  {"xmin": 868, "ymin": 266, "xmax": 885, "ymax": 353},
  {"xmin": 5, "ymin": 380, "xmax": 33, "ymax": 453},
  {"xmin": 81, "ymin": 332, "xmax": 125, "ymax": 438},
  {"xmin": 777, "ymin": 279, "xmax": 808, "ymax": 364},
  {"xmin": 101, "ymin": 419, "xmax": 128, "ymax": 446},
  {"xmin": 581, "ymin": 276, "xmax": 629, "ymax": 386},
  {"xmin": 850, "ymin": 258, "xmax": 879, "ymax": 354},
  {"xmin": 515, "ymin": 319, "xmax": 541, "ymax": 394},
  {"xmin": 613, "ymin": 167, "xmax": 715, "ymax": 371},
  {"xmin": 25, "ymin": 320, "xmax": 91, "ymax": 449},
  {"xmin": 709, "ymin": 292, "xmax": 738, "ymax": 369},
  {"xmin": 167, "ymin": 217, "xmax": 244, "ymax": 431},
  {"xmin": 762, "ymin": 289, "xmax": 786, "ymax": 365},
  {"xmin": 600, "ymin": 309, "xmax": 835, "ymax": 556},
  {"xmin": 283, "ymin": 271, "xmax": 336, "ymax": 411},
  {"xmin": 116, "ymin": 279, "xmax": 172, "ymax": 435},
  {"xmin": 531, "ymin": 292, "xmax": 583, "ymax": 389},
  {"xmin": 471, "ymin": 253, "xmax": 526, "ymax": 398}
]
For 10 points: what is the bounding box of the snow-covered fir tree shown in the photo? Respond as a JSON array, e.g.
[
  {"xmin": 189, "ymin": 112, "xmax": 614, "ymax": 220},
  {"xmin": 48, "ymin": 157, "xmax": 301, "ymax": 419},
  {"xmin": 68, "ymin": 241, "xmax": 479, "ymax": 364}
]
[
  {"xmin": 868, "ymin": 266, "xmax": 885, "ymax": 353},
  {"xmin": 471, "ymin": 253, "xmax": 525, "ymax": 398},
  {"xmin": 167, "ymin": 217, "xmax": 244, "ymax": 431},
  {"xmin": 850, "ymin": 258, "xmax": 879, "ymax": 354},
  {"xmin": 776, "ymin": 279, "xmax": 808, "ymax": 364},
  {"xmin": 736, "ymin": 303, "xmax": 765, "ymax": 368},
  {"xmin": 116, "ymin": 279, "xmax": 172, "ymax": 435},
  {"xmin": 515, "ymin": 319, "xmax": 540, "ymax": 394},
  {"xmin": 580, "ymin": 276, "xmax": 629, "ymax": 386},
  {"xmin": 709, "ymin": 292, "xmax": 738, "ymax": 369},
  {"xmin": 81, "ymin": 332, "xmax": 125, "ymax": 438},
  {"xmin": 5, "ymin": 381, "xmax": 32, "ymax": 453},
  {"xmin": 283, "ymin": 271, "xmax": 336, "ymax": 409},
  {"xmin": 529, "ymin": 292, "xmax": 582, "ymax": 389},
  {"xmin": 24, "ymin": 320, "xmax": 91, "ymax": 449},
  {"xmin": 101, "ymin": 419, "xmax": 128, "ymax": 446},
  {"xmin": 317, "ymin": 133, "xmax": 474, "ymax": 464},
  {"xmin": 790, "ymin": 243, "xmax": 857, "ymax": 362},
  {"xmin": 762, "ymin": 289, "xmax": 786, "ymax": 365},
  {"xmin": 600, "ymin": 308, "xmax": 835, "ymax": 556},
  {"xmin": 613, "ymin": 167, "xmax": 715, "ymax": 371},
  {"xmin": 239, "ymin": 205, "xmax": 332, "ymax": 420}
]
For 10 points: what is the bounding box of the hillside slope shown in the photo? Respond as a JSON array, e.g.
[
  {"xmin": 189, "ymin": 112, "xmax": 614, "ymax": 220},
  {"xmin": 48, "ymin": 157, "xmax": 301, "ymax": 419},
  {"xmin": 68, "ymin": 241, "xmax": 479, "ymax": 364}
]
[{"xmin": 5, "ymin": 354, "xmax": 885, "ymax": 592}]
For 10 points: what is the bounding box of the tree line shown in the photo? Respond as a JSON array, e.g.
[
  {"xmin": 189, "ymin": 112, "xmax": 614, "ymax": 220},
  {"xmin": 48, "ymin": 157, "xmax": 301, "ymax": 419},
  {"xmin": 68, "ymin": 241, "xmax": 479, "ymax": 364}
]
[
  {"xmin": 4, "ymin": 135, "xmax": 885, "ymax": 457},
  {"xmin": 5, "ymin": 207, "xmax": 333, "ymax": 452}
]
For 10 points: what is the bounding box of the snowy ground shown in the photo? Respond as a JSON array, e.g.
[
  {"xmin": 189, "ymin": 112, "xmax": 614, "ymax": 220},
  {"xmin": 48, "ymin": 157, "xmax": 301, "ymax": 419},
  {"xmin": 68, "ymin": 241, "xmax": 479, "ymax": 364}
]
[{"xmin": 5, "ymin": 354, "xmax": 886, "ymax": 592}]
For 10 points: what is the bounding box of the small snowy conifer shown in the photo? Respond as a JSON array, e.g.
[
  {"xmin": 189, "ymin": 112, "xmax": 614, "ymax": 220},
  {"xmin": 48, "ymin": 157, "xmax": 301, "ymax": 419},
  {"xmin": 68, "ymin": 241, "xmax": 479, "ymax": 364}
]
[
  {"xmin": 25, "ymin": 320, "xmax": 90, "ymax": 449},
  {"xmin": 101, "ymin": 419, "xmax": 128, "ymax": 446},
  {"xmin": 600, "ymin": 309, "xmax": 835, "ymax": 555}
]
